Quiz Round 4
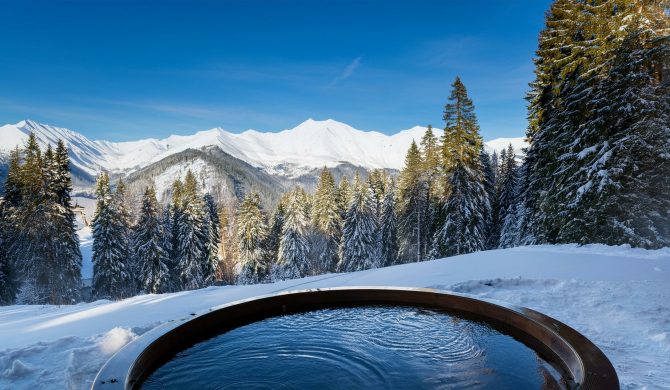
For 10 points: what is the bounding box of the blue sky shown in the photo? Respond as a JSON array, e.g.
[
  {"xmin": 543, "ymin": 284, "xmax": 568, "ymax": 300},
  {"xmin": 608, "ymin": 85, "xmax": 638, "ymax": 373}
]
[{"xmin": 1, "ymin": 0, "xmax": 551, "ymax": 141}]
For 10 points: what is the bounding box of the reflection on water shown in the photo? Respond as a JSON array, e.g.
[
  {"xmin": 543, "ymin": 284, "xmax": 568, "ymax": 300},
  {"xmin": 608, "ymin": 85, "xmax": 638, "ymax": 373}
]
[{"xmin": 143, "ymin": 306, "xmax": 566, "ymax": 389}]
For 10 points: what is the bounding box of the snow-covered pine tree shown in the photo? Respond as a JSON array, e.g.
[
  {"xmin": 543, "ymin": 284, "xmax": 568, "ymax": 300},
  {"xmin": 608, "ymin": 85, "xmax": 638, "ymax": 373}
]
[
  {"xmin": 520, "ymin": 0, "xmax": 670, "ymax": 248},
  {"xmin": 274, "ymin": 188, "xmax": 310, "ymax": 281},
  {"xmin": 113, "ymin": 179, "xmax": 135, "ymax": 296},
  {"xmin": 379, "ymin": 179, "xmax": 399, "ymax": 266},
  {"xmin": 175, "ymin": 170, "xmax": 206, "ymax": 290},
  {"xmin": 159, "ymin": 205, "xmax": 176, "ymax": 291},
  {"xmin": 265, "ymin": 195, "xmax": 286, "ymax": 271},
  {"xmin": 0, "ymin": 197, "xmax": 18, "ymax": 304},
  {"xmin": 336, "ymin": 176, "xmax": 353, "ymax": 220},
  {"xmin": 397, "ymin": 141, "xmax": 428, "ymax": 263},
  {"xmin": 480, "ymin": 150, "xmax": 495, "ymax": 248},
  {"xmin": 10, "ymin": 133, "xmax": 49, "ymax": 304},
  {"xmin": 367, "ymin": 169, "xmax": 387, "ymax": 218},
  {"xmin": 490, "ymin": 150, "xmax": 499, "ymax": 184},
  {"xmin": 338, "ymin": 182, "xmax": 380, "ymax": 272},
  {"xmin": 201, "ymin": 193, "xmax": 220, "ymax": 286},
  {"xmin": 310, "ymin": 168, "xmax": 342, "ymax": 274},
  {"xmin": 236, "ymin": 192, "xmax": 268, "ymax": 284},
  {"xmin": 133, "ymin": 186, "xmax": 169, "ymax": 294},
  {"xmin": 49, "ymin": 140, "xmax": 82, "ymax": 303},
  {"xmin": 564, "ymin": 31, "xmax": 670, "ymax": 247},
  {"xmin": 498, "ymin": 145, "xmax": 520, "ymax": 248},
  {"xmin": 2, "ymin": 138, "xmax": 81, "ymax": 304},
  {"xmin": 0, "ymin": 148, "xmax": 22, "ymax": 304},
  {"xmin": 166, "ymin": 178, "xmax": 183, "ymax": 290},
  {"xmin": 420, "ymin": 125, "xmax": 443, "ymax": 244},
  {"xmin": 92, "ymin": 172, "xmax": 128, "ymax": 300},
  {"xmin": 430, "ymin": 162, "xmax": 490, "ymax": 257},
  {"xmin": 431, "ymin": 77, "xmax": 490, "ymax": 258}
]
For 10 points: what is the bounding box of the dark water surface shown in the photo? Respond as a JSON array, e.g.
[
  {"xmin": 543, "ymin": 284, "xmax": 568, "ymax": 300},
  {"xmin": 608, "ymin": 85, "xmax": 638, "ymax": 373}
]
[{"xmin": 142, "ymin": 306, "xmax": 565, "ymax": 389}]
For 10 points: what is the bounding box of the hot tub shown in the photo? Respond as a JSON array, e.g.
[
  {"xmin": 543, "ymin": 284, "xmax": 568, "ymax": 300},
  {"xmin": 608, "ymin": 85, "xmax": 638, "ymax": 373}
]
[{"xmin": 92, "ymin": 287, "xmax": 618, "ymax": 389}]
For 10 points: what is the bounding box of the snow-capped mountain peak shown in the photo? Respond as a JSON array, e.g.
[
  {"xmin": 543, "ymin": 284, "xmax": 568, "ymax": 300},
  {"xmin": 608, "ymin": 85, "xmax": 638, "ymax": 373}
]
[{"xmin": 0, "ymin": 119, "xmax": 527, "ymax": 179}]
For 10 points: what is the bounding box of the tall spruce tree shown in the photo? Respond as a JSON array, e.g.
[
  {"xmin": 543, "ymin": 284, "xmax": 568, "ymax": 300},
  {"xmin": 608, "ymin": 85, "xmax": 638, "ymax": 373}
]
[
  {"xmin": 420, "ymin": 125, "xmax": 443, "ymax": 250},
  {"xmin": 379, "ymin": 179, "xmax": 399, "ymax": 266},
  {"xmin": 520, "ymin": 0, "xmax": 670, "ymax": 248},
  {"xmin": 275, "ymin": 188, "xmax": 310, "ymax": 280},
  {"xmin": 480, "ymin": 150, "xmax": 496, "ymax": 248},
  {"xmin": 201, "ymin": 194, "xmax": 220, "ymax": 285},
  {"xmin": 92, "ymin": 172, "xmax": 128, "ymax": 300},
  {"xmin": 113, "ymin": 179, "xmax": 134, "ymax": 295},
  {"xmin": 0, "ymin": 202, "xmax": 15, "ymax": 304},
  {"xmin": 236, "ymin": 192, "xmax": 268, "ymax": 284},
  {"xmin": 134, "ymin": 186, "xmax": 169, "ymax": 294},
  {"xmin": 338, "ymin": 183, "xmax": 380, "ymax": 272},
  {"xmin": 397, "ymin": 141, "xmax": 428, "ymax": 262},
  {"xmin": 266, "ymin": 195, "xmax": 287, "ymax": 270},
  {"xmin": 336, "ymin": 176, "xmax": 353, "ymax": 220},
  {"xmin": 498, "ymin": 145, "xmax": 520, "ymax": 248},
  {"xmin": 431, "ymin": 78, "xmax": 490, "ymax": 258},
  {"xmin": 2, "ymin": 138, "xmax": 82, "ymax": 304},
  {"xmin": 50, "ymin": 140, "xmax": 82, "ymax": 303},
  {"xmin": 310, "ymin": 168, "xmax": 342, "ymax": 273},
  {"xmin": 175, "ymin": 170, "xmax": 206, "ymax": 290}
]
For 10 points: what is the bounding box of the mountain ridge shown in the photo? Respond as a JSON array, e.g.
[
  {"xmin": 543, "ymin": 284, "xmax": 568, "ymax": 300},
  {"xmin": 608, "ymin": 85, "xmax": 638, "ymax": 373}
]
[{"xmin": 0, "ymin": 119, "xmax": 527, "ymax": 180}]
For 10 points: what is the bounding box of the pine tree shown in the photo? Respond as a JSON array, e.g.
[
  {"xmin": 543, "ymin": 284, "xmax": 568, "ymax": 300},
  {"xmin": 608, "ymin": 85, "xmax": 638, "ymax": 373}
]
[
  {"xmin": 133, "ymin": 187, "xmax": 169, "ymax": 294},
  {"xmin": 275, "ymin": 188, "xmax": 310, "ymax": 281},
  {"xmin": 266, "ymin": 196, "xmax": 286, "ymax": 271},
  {"xmin": 336, "ymin": 176, "xmax": 353, "ymax": 220},
  {"xmin": 441, "ymin": 77, "xmax": 484, "ymax": 183},
  {"xmin": 367, "ymin": 169, "xmax": 387, "ymax": 218},
  {"xmin": 498, "ymin": 145, "xmax": 520, "ymax": 248},
  {"xmin": 338, "ymin": 183, "xmax": 380, "ymax": 272},
  {"xmin": 419, "ymin": 125, "xmax": 443, "ymax": 251},
  {"xmin": 113, "ymin": 178, "xmax": 134, "ymax": 296},
  {"xmin": 310, "ymin": 168, "xmax": 342, "ymax": 273},
  {"xmin": 3, "ymin": 137, "xmax": 82, "ymax": 304},
  {"xmin": 0, "ymin": 148, "xmax": 22, "ymax": 304},
  {"xmin": 160, "ymin": 205, "xmax": 176, "ymax": 291},
  {"xmin": 92, "ymin": 172, "xmax": 128, "ymax": 300},
  {"xmin": 236, "ymin": 192, "xmax": 268, "ymax": 284},
  {"xmin": 430, "ymin": 162, "xmax": 489, "ymax": 257},
  {"xmin": 480, "ymin": 150, "xmax": 496, "ymax": 248},
  {"xmin": 201, "ymin": 194, "xmax": 220, "ymax": 285},
  {"xmin": 379, "ymin": 179, "xmax": 399, "ymax": 266},
  {"xmin": 520, "ymin": 0, "xmax": 670, "ymax": 248},
  {"xmin": 0, "ymin": 198, "xmax": 17, "ymax": 304},
  {"xmin": 50, "ymin": 140, "xmax": 82, "ymax": 303},
  {"xmin": 431, "ymin": 78, "xmax": 490, "ymax": 258},
  {"xmin": 397, "ymin": 141, "xmax": 428, "ymax": 262},
  {"xmin": 175, "ymin": 170, "xmax": 206, "ymax": 290},
  {"xmin": 11, "ymin": 134, "xmax": 55, "ymax": 304}
]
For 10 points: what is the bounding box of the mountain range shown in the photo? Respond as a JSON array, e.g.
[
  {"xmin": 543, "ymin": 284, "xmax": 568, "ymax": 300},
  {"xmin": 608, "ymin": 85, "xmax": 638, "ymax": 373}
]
[{"xmin": 0, "ymin": 119, "xmax": 526, "ymax": 206}]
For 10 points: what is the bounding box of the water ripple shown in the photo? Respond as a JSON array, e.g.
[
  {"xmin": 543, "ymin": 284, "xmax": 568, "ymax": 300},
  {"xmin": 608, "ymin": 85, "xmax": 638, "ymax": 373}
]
[{"xmin": 142, "ymin": 306, "xmax": 565, "ymax": 389}]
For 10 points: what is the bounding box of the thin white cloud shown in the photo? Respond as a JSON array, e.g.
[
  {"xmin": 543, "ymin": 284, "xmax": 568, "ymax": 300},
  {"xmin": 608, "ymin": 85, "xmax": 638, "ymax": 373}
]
[{"xmin": 328, "ymin": 56, "xmax": 362, "ymax": 88}]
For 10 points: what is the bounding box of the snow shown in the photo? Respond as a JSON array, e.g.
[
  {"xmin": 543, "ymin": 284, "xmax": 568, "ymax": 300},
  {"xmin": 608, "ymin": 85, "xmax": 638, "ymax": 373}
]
[
  {"xmin": 0, "ymin": 244, "xmax": 668, "ymax": 389},
  {"xmin": 0, "ymin": 119, "xmax": 526, "ymax": 179}
]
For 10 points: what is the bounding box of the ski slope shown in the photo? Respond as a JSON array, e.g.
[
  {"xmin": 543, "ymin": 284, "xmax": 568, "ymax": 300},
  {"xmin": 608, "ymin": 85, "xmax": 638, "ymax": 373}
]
[{"xmin": 1, "ymin": 244, "xmax": 667, "ymax": 389}]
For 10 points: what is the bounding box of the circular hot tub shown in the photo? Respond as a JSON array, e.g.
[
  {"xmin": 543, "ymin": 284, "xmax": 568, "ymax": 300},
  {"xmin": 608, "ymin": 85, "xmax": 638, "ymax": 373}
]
[{"xmin": 92, "ymin": 287, "xmax": 619, "ymax": 389}]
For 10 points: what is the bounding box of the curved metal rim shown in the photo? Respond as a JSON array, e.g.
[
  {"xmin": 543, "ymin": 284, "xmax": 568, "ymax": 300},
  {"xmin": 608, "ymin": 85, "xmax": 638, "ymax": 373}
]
[{"xmin": 92, "ymin": 286, "xmax": 619, "ymax": 389}]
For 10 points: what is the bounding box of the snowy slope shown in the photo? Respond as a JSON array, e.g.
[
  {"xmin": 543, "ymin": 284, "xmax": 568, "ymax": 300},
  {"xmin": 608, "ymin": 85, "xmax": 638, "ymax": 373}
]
[
  {"xmin": 0, "ymin": 119, "xmax": 526, "ymax": 178},
  {"xmin": 0, "ymin": 245, "xmax": 668, "ymax": 389}
]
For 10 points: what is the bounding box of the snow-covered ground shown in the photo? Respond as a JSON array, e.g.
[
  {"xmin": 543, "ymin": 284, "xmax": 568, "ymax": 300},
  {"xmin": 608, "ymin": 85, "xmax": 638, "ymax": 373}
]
[{"xmin": 0, "ymin": 244, "xmax": 668, "ymax": 389}]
